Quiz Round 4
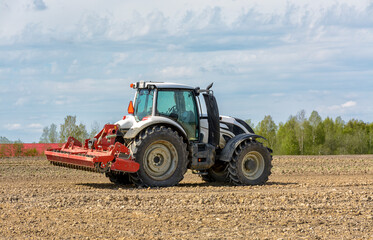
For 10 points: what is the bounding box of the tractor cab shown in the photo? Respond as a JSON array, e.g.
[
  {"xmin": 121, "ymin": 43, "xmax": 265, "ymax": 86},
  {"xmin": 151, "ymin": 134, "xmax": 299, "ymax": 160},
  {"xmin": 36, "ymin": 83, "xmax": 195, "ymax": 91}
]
[
  {"xmin": 117, "ymin": 81, "xmax": 219, "ymax": 170},
  {"xmin": 133, "ymin": 86, "xmax": 200, "ymax": 141},
  {"xmin": 126, "ymin": 81, "xmax": 218, "ymax": 145}
]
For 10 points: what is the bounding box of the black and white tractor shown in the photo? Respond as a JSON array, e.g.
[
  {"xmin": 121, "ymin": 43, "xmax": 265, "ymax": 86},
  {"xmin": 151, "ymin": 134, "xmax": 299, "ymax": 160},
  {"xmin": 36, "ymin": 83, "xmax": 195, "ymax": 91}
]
[{"xmin": 108, "ymin": 81, "xmax": 273, "ymax": 187}]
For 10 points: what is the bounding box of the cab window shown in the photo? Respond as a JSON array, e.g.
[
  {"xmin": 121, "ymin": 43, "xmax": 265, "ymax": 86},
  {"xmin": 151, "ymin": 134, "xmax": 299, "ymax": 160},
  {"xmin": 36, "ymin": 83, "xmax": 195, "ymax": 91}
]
[{"xmin": 156, "ymin": 90, "xmax": 199, "ymax": 140}]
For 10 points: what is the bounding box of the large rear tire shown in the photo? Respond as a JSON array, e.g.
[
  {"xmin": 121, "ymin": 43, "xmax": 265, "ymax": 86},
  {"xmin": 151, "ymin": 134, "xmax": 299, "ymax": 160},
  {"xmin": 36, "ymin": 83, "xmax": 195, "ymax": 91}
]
[
  {"xmin": 228, "ymin": 140, "xmax": 272, "ymax": 185},
  {"xmin": 129, "ymin": 126, "xmax": 188, "ymax": 187}
]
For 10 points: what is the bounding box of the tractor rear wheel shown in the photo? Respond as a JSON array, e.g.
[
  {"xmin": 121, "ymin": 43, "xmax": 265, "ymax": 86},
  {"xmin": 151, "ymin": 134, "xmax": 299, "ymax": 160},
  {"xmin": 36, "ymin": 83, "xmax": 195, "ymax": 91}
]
[
  {"xmin": 129, "ymin": 126, "xmax": 188, "ymax": 187},
  {"xmin": 228, "ymin": 140, "xmax": 272, "ymax": 185}
]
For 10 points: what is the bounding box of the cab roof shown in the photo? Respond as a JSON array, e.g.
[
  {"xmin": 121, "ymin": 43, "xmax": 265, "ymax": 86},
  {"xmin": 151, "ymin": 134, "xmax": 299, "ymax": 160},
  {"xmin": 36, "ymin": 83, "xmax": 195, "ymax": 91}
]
[{"xmin": 132, "ymin": 81, "xmax": 195, "ymax": 90}]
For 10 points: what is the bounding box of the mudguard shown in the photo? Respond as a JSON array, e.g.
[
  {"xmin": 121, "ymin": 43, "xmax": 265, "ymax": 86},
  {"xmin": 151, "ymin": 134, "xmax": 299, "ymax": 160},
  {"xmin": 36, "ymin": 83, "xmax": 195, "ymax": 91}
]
[
  {"xmin": 124, "ymin": 116, "xmax": 188, "ymax": 140},
  {"xmin": 219, "ymin": 133, "xmax": 267, "ymax": 162}
]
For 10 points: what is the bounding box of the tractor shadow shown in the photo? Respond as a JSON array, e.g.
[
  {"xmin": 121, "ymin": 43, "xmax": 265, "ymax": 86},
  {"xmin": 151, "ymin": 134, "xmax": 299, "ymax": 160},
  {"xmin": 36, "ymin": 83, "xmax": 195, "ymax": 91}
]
[
  {"xmin": 177, "ymin": 181, "xmax": 298, "ymax": 188},
  {"xmin": 265, "ymin": 181, "xmax": 298, "ymax": 186},
  {"xmin": 77, "ymin": 181, "xmax": 297, "ymax": 190},
  {"xmin": 77, "ymin": 183, "xmax": 133, "ymax": 190}
]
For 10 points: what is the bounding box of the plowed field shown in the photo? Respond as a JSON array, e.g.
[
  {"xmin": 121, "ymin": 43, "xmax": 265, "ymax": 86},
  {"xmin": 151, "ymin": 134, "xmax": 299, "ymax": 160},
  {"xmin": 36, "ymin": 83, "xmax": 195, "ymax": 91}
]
[{"xmin": 0, "ymin": 155, "xmax": 372, "ymax": 239}]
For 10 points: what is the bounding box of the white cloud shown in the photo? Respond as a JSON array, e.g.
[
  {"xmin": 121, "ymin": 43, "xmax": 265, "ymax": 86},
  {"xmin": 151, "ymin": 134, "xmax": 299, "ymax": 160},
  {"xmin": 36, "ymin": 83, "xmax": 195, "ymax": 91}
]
[
  {"xmin": 160, "ymin": 66, "xmax": 194, "ymax": 78},
  {"xmin": 67, "ymin": 59, "xmax": 79, "ymax": 74},
  {"xmin": 1, "ymin": 0, "xmax": 371, "ymax": 45},
  {"xmin": 3, "ymin": 123, "xmax": 41, "ymax": 131},
  {"xmin": 15, "ymin": 98, "xmax": 27, "ymax": 106},
  {"xmin": 0, "ymin": 68, "xmax": 11, "ymax": 75},
  {"xmin": 50, "ymin": 62, "xmax": 58, "ymax": 74},
  {"xmin": 54, "ymin": 98, "xmax": 75, "ymax": 105},
  {"xmin": 308, "ymin": 90, "xmax": 331, "ymax": 95},
  {"xmin": 341, "ymin": 101, "xmax": 357, "ymax": 108},
  {"xmin": 271, "ymin": 93, "xmax": 285, "ymax": 97},
  {"xmin": 33, "ymin": 0, "xmax": 47, "ymax": 11},
  {"xmin": 45, "ymin": 78, "xmax": 131, "ymax": 94},
  {"xmin": 108, "ymin": 53, "xmax": 129, "ymax": 68},
  {"xmin": 19, "ymin": 67, "xmax": 38, "ymax": 75},
  {"xmin": 320, "ymin": 100, "xmax": 358, "ymax": 114},
  {"xmin": 5, "ymin": 123, "xmax": 21, "ymax": 130},
  {"xmin": 27, "ymin": 123, "xmax": 43, "ymax": 130}
]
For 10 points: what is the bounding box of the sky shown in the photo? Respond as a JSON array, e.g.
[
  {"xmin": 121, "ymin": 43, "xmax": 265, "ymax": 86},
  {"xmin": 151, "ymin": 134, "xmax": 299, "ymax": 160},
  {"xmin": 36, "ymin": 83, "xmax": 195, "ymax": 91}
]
[{"xmin": 1, "ymin": 0, "xmax": 373, "ymax": 142}]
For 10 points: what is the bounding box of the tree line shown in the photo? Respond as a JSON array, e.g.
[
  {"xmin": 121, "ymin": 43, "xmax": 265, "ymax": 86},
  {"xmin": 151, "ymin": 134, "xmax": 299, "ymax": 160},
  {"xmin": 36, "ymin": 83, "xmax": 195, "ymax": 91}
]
[
  {"xmin": 0, "ymin": 115, "xmax": 100, "ymax": 145},
  {"xmin": 2, "ymin": 111, "xmax": 372, "ymax": 155},
  {"xmin": 251, "ymin": 110, "xmax": 373, "ymax": 155},
  {"xmin": 0, "ymin": 136, "xmax": 22, "ymax": 144},
  {"xmin": 38, "ymin": 115, "xmax": 101, "ymax": 144}
]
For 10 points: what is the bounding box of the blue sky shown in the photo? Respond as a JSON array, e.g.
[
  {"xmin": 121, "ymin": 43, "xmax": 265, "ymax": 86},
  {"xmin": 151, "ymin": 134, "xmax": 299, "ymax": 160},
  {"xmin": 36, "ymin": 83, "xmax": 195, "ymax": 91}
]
[{"xmin": 1, "ymin": 0, "xmax": 373, "ymax": 142}]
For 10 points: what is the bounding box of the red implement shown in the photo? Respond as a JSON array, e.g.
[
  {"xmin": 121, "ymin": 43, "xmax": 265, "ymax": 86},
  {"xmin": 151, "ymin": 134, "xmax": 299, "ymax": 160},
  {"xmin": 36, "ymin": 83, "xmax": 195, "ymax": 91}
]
[{"xmin": 45, "ymin": 124, "xmax": 139, "ymax": 173}]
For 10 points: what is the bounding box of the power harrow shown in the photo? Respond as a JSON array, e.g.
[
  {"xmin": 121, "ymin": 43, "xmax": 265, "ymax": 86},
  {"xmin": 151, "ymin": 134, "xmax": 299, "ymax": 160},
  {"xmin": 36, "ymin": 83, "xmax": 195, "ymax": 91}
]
[{"xmin": 45, "ymin": 124, "xmax": 139, "ymax": 174}]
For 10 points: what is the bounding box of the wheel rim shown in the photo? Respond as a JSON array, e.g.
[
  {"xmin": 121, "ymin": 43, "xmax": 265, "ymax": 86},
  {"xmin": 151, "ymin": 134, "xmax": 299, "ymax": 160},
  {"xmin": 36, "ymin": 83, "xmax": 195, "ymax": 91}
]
[
  {"xmin": 143, "ymin": 140, "xmax": 178, "ymax": 181},
  {"xmin": 241, "ymin": 151, "xmax": 265, "ymax": 180}
]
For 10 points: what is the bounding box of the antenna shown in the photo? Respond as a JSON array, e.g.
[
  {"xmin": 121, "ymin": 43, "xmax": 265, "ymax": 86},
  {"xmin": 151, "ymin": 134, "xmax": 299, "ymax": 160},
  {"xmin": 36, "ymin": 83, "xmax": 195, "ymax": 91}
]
[{"xmin": 206, "ymin": 82, "xmax": 213, "ymax": 90}]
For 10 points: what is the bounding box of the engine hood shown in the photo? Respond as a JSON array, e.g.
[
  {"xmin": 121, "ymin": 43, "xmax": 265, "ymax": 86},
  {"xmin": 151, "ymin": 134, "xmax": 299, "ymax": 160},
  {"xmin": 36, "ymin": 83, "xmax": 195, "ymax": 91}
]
[{"xmin": 115, "ymin": 115, "xmax": 137, "ymax": 129}]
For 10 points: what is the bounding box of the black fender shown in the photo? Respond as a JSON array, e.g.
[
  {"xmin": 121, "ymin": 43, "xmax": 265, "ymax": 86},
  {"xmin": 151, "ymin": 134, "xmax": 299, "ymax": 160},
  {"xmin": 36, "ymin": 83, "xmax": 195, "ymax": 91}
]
[{"xmin": 219, "ymin": 133, "xmax": 268, "ymax": 162}]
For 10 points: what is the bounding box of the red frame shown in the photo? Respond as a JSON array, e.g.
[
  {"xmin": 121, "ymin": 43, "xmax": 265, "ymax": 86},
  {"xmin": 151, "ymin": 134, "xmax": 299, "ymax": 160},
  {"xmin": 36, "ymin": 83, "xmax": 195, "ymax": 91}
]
[{"xmin": 45, "ymin": 124, "xmax": 139, "ymax": 173}]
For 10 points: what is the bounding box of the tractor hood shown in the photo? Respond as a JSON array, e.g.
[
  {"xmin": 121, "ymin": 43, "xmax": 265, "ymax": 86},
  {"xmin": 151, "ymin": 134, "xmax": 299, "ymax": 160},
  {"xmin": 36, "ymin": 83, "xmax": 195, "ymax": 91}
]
[{"xmin": 115, "ymin": 115, "xmax": 137, "ymax": 130}]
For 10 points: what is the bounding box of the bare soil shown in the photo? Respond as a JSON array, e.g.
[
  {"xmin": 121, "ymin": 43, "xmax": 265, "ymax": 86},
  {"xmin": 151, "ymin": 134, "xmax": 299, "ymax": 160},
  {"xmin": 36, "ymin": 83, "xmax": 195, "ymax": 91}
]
[{"xmin": 0, "ymin": 155, "xmax": 372, "ymax": 239}]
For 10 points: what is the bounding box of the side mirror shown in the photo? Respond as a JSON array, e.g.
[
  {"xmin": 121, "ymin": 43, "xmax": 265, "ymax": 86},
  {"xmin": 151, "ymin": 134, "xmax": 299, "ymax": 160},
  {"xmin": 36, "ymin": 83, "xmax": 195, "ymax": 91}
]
[{"xmin": 128, "ymin": 101, "xmax": 134, "ymax": 114}]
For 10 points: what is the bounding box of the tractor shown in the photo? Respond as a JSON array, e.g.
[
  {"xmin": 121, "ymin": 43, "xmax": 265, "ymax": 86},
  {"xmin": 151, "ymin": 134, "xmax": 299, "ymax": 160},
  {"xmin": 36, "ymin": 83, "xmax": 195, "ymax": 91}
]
[{"xmin": 45, "ymin": 82, "xmax": 272, "ymax": 187}]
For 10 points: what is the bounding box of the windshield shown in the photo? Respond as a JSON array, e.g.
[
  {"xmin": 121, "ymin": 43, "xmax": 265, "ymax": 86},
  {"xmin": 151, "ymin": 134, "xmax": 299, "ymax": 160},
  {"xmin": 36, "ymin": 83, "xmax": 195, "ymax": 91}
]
[{"xmin": 134, "ymin": 89, "xmax": 154, "ymax": 121}]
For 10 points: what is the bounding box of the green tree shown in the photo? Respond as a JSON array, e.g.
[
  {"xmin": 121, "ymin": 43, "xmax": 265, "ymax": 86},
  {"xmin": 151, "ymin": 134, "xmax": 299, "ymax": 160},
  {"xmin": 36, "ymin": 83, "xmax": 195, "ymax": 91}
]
[
  {"xmin": 334, "ymin": 116, "xmax": 346, "ymax": 154},
  {"xmin": 245, "ymin": 119, "xmax": 255, "ymax": 130},
  {"xmin": 321, "ymin": 117, "xmax": 338, "ymax": 154},
  {"xmin": 39, "ymin": 123, "xmax": 59, "ymax": 143},
  {"xmin": 308, "ymin": 111, "xmax": 324, "ymax": 154},
  {"xmin": 368, "ymin": 123, "xmax": 373, "ymax": 154},
  {"xmin": 59, "ymin": 115, "xmax": 88, "ymax": 143},
  {"xmin": 39, "ymin": 126, "xmax": 50, "ymax": 143},
  {"xmin": 343, "ymin": 119, "xmax": 368, "ymax": 154},
  {"xmin": 89, "ymin": 121, "xmax": 101, "ymax": 139},
  {"xmin": 295, "ymin": 110, "xmax": 307, "ymax": 154},
  {"xmin": 302, "ymin": 120, "xmax": 313, "ymax": 155},
  {"xmin": 275, "ymin": 116, "xmax": 299, "ymax": 155},
  {"xmin": 48, "ymin": 123, "xmax": 59, "ymax": 143},
  {"xmin": 0, "ymin": 136, "xmax": 11, "ymax": 143},
  {"xmin": 255, "ymin": 115, "xmax": 277, "ymax": 149}
]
